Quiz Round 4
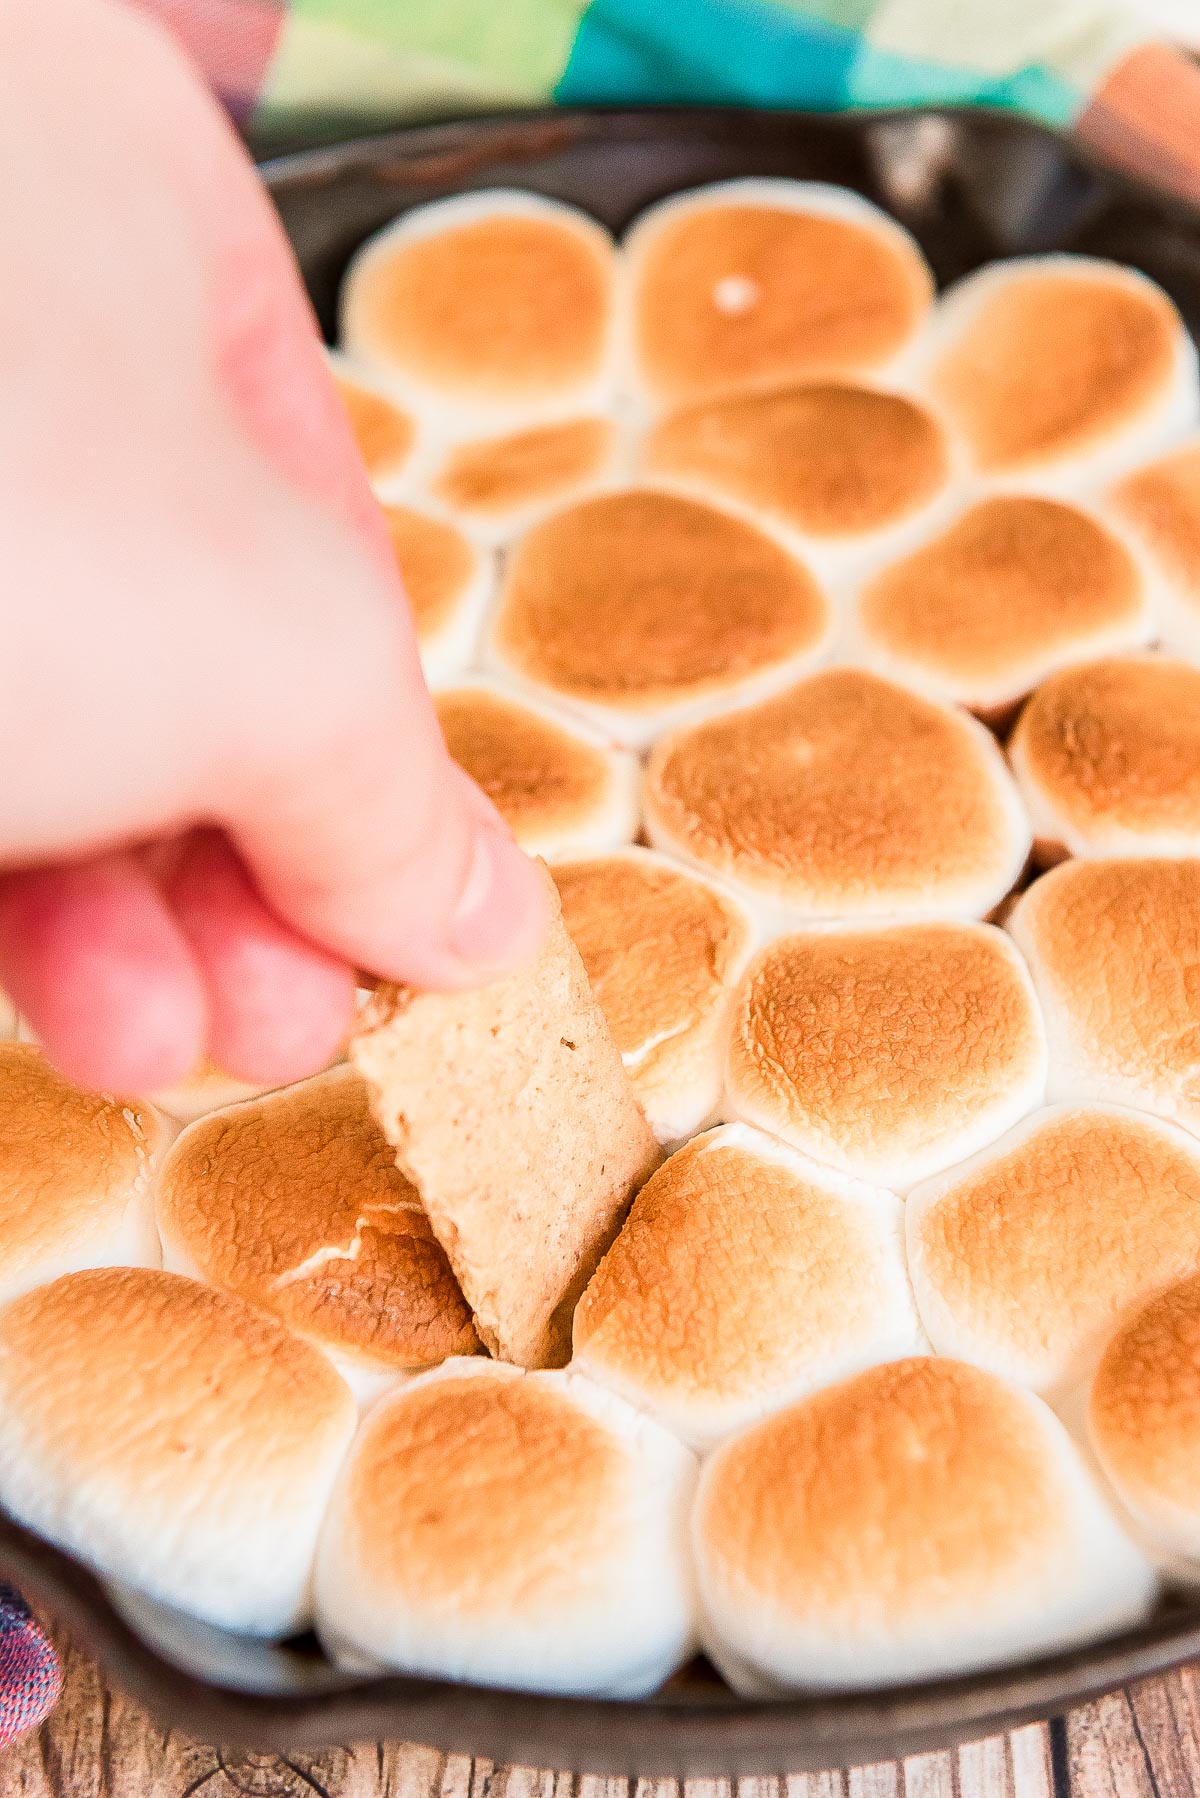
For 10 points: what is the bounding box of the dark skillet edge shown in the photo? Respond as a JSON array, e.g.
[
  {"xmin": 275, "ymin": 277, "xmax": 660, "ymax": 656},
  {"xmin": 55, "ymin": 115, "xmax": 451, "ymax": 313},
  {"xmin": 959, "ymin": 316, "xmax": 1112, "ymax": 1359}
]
[
  {"xmin": 255, "ymin": 101, "xmax": 1200, "ymax": 236},
  {"xmin": 6, "ymin": 1502, "xmax": 1200, "ymax": 1772},
  {"xmin": 7, "ymin": 105, "xmax": 1200, "ymax": 1770}
]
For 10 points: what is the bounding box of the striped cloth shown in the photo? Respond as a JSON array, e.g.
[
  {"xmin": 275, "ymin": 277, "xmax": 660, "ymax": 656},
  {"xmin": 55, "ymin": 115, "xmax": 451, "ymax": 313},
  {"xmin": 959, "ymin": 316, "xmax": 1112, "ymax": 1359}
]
[
  {"xmin": 0, "ymin": 1588, "xmax": 61, "ymax": 1747},
  {"xmin": 133, "ymin": 0, "xmax": 1200, "ymax": 205}
]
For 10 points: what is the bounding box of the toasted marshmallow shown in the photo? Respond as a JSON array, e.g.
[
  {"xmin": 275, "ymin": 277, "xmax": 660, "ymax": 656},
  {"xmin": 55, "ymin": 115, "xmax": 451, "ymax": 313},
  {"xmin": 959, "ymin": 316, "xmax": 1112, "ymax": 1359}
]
[
  {"xmin": 1089, "ymin": 1273, "xmax": 1200, "ymax": 1569},
  {"xmin": 907, "ymin": 1104, "xmax": 1200, "ymax": 1397},
  {"xmin": 623, "ymin": 180, "xmax": 933, "ymax": 413},
  {"xmin": 328, "ymin": 351, "xmax": 418, "ymax": 491},
  {"xmin": 644, "ymin": 669, "xmax": 1030, "ymax": 924},
  {"xmin": 1008, "ymin": 857, "xmax": 1200, "ymax": 1135},
  {"xmin": 341, "ymin": 192, "xmax": 617, "ymax": 432},
  {"xmin": 156, "ymin": 1065, "xmax": 477, "ymax": 1391},
  {"xmin": 429, "ymin": 416, "xmax": 621, "ymax": 543},
  {"xmin": 435, "ymin": 681, "xmax": 639, "ymax": 862},
  {"xmin": 851, "ymin": 496, "xmax": 1154, "ymax": 720},
  {"xmin": 572, "ymin": 1124, "xmax": 923, "ymax": 1448},
  {"xmin": 553, "ymin": 850, "xmax": 754, "ymax": 1142},
  {"xmin": 383, "ymin": 502, "xmax": 492, "ymax": 687},
  {"xmin": 641, "ymin": 381, "xmax": 953, "ymax": 568},
  {"xmin": 0, "ymin": 1044, "xmax": 167, "ymax": 1301},
  {"xmin": 1010, "ymin": 655, "xmax": 1200, "ymax": 862},
  {"xmin": 0, "ymin": 1268, "xmax": 356, "ymax": 1636},
  {"xmin": 924, "ymin": 256, "xmax": 1197, "ymax": 488},
  {"xmin": 150, "ymin": 1062, "xmax": 276, "ymax": 1125},
  {"xmin": 315, "ymin": 1359, "xmax": 696, "ymax": 1696},
  {"xmin": 1110, "ymin": 440, "xmax": 1200, "ymax": 657},
  {"xmin": 694, "ymin": 1357, "xmax": 1154, "ymax": 1694},
  {"xmin": 489, "ymin": 489, "xmax": 832, "ymax": 747},
  {"xmin": 726, "ymin": 922, "xmax": 1046, "ymax": 1189}
]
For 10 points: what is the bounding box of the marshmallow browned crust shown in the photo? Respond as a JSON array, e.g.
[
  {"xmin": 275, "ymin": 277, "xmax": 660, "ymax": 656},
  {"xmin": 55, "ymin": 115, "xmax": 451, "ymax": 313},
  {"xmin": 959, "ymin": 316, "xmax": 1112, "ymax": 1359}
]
[
  {"xmin": 490, "ymin": 488, "xmax": 831, "ymax": 745},
  {"xmin": 331, "ymin": 359, "xmax": 417, "ymax": 487},
  {"xmin": 1089, "ymin": 1272, "xmax": 1200, "ymax": 1566},
  {"xmin": 572, "ymin": 1123, "xmax": 924, "ymax": 1447},
  {"xmin": 0, "ymin": 1043, "xmax": 167, "ymax": 1302},
  {"xmin": 1010, "ymin": 655, "xmax": 1200, "ymax": 861},
  {"xmin": 624, "ymin": 180, "xmax": 933, "ymax": 411},
  {"xmin": 436, "ymin": 683, "xmax": 639, "ymax": 862},
  {"xmin": 553, "ymin": 849, "xmax": 754, "ymax": 1142},
  {"xmin": 156, "ymin": 1065, "xmax": 478, "ymax": 1377},
  {"xmin": 641, "ymin": 382, "xmax": 950, "ymax": 548},
  {"xmin": 644, "ymin": 669, "xmax": 1030, "ymax": 922},
  {"xmin": 341, "ymin": 193, "xmax": 616, "ymax": 426},
  {"xmin": 854, "ymin": 496, "xmax": 1152, "ymax": 717},
  {"xmin": 1008, "ymin": 857, "xmax": 1200, "ymax": 1134},
  {"xmin": 926, "ymin": 256, "xmax": 1196, "ymax": 483},
  {"xmin": 431, "ymin": 417, "xmax": 618, "ymax": 539},
  {"xmin": 725, "ymin": 922, "xmax": 1046, "ymax": 1189},
  {"xmin": 0, "ymin": 1268, "xmax": 356, "ymax": 1635},
  {"xmin": 383, "ymin": 502, "xmax": 491, "ymax": 686},
  {"xmin": 1111, "ymin": 440, "xmax": 1200, "ymax": 657},
  {"xmin": 315, "ymin": 1359, "xmax": 696, "ymax": 1695},
  {"xmin": 694, "ymin": 1356, "xmax": 1153, "ymax": 1693},
  {"xmin": 907, "ymin": 1105, "xmax": 1200, "ymax": 1396},
  {"xmin": 351, "ymin": 869, "xmax": 660, "ymax": 1368}
]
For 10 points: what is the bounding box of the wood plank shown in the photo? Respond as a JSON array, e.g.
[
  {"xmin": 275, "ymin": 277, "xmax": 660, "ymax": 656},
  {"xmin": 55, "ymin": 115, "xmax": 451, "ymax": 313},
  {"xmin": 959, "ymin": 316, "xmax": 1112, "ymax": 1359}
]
[
  {"xmin": 957, "ymin": 1736, "xmax": 1011, "ymax": 1798},
  {"xmin": 1007, "ymin": 1726, "xmax": 1054, "ymax": 1798},
  {"xmin": 1, "ymin": 1628, "xmax": 1199, "ymax": 1798},
  {"xmin": 788, "ymin": 1773, "xmax": 845, "ymax": 1798},
  {"xmin": 901, "ymin": 1751, "xmax": 956, "ymax": 1798},
  {"xmin": 846, "ymin": 1763, "xmax": 900, "ymax": 1798},
  {"xmin": 1066, "ymin": 1692, "xmax": 1159, "ymax": 1798}
]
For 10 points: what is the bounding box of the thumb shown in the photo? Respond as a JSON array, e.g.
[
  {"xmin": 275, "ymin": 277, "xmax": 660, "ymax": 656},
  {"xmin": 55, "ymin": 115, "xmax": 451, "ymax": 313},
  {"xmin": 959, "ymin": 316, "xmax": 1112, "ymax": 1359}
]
[
  {"xmin": 231, "ymin": 717, "xmax": 551, "ymax": 993},
  {"xmin": 213, "ymin": 502, "xmax": 550, "ymax": 990}
]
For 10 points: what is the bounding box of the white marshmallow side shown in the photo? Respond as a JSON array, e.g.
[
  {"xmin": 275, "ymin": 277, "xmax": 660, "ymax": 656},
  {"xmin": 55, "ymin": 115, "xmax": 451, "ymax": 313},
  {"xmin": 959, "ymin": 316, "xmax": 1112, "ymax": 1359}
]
[
  {"xmin": 315, "ymin": 1359, "xmax": 698, "ymax": 1697},
  {"xmin": 694, "ymin": 1375, "xmax": 1154, "ymax": 1694}
]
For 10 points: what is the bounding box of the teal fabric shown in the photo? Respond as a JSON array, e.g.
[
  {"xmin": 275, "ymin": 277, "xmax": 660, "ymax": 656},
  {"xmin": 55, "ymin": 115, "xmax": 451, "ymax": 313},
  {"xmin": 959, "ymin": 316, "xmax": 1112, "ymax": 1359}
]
[
  {"xmin": 849, "ymin": 42, "xmax": 1079, "ymax": 122},
  {"xmin": 557, "ymin": 0, "xmax": 857, "ymax": 108},
  {"xmin": 558, "ymin": 0, "xmax": 1084, "ymax": 124}
]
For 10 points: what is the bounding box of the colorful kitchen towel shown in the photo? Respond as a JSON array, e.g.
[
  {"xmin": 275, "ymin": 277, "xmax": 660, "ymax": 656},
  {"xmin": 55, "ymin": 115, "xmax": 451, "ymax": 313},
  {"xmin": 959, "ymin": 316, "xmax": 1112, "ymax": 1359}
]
[{"xmin": 135, "ymin": 0, "xmax": 1200, "ymax": 206}]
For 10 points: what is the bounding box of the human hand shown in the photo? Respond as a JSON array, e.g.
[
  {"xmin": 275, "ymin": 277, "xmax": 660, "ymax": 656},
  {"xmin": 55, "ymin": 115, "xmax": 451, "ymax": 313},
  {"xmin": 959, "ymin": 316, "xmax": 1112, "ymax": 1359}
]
[{"xmin": 0, "ymin": 0, "xmax": 548, "ymax": 1098}]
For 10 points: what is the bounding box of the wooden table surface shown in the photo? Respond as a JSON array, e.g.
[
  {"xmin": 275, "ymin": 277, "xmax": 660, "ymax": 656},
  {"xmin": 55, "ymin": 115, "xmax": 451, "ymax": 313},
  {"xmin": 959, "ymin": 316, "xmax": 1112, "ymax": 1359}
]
[{"xmin": 4, "ymin": 1626, "xmax": 1200, "ymax": 1798}]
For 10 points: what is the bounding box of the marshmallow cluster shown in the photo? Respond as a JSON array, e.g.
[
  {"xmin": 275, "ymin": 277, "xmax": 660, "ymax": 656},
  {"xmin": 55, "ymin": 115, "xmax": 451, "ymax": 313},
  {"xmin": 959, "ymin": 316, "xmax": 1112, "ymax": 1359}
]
[{"xmin": 8, "ymin": 177, "xmax": 1200, "ymax": 1703}]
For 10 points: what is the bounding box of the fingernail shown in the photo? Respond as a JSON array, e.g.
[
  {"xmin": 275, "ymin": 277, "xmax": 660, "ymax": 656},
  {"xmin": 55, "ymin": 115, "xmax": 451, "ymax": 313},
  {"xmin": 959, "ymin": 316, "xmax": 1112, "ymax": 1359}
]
[{"xmin": 447, "ymin": 827, "xmax": 547, "ymax": 971}]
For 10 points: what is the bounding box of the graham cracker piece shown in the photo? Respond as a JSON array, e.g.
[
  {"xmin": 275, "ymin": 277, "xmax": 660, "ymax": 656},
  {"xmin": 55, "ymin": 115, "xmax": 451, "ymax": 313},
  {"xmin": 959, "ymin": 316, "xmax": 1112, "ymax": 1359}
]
[{"xmin": 351, "ymin": 869, "xmax": 661, "ymax": 1368}]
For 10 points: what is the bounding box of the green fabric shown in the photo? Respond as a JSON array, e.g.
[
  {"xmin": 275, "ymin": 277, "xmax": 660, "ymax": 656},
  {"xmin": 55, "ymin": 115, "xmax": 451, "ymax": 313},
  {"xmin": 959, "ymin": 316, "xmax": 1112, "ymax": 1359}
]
[
  {"xmin": 244, "ymin": 0, "xmax": 1157, "ymax": 144},
  {"xmin": 285, "ymin": 0, "xmax": 585, "ymax": 93}
]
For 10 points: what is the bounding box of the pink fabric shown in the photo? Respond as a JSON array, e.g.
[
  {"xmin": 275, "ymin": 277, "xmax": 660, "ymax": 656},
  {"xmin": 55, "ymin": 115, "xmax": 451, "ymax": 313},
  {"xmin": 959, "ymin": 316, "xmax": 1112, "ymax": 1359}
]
[{"xmin": 126, "ymin": 0, "xmax": 284, "ymax": 120}]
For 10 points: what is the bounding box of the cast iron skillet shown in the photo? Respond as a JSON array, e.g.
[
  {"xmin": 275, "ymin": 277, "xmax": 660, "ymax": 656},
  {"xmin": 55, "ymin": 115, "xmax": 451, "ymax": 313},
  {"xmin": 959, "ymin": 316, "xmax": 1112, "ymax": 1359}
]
[{"xmin": 7, "ymin": 106, "xmax": 1200, "ymax": 1774}]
